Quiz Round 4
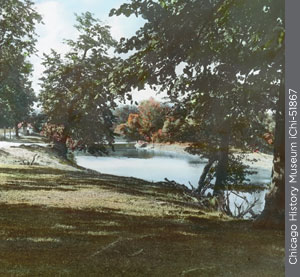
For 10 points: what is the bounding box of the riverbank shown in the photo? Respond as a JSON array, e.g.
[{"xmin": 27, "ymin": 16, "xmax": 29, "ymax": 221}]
[
  {"xmin": 139, "ymin": 142, "xmax": 192, "ymax": 155},
  {"xmin": 0, "ymin": 137, "xmax": 284, "ymax": 276},
  {"xmin": 141, "ymin": 142, "xmax": 273, "ymax": 170},
  {"xmin": 0, "ymin": 137, "xmax": 76, "ymax": 171}
]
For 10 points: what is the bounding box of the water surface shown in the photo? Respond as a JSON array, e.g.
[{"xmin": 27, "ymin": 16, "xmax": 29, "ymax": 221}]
[{"xmin": 76, "ymin": 144, "xmax": 273, "ymax": 217}]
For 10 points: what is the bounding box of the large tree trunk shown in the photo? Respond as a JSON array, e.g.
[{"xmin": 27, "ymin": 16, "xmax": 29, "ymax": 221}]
[
  {"xmin": 253, "ymin": 80, "xmax": 285, "ymax": 229},
  {"xmin": 15, "ymin": 123, "xmax": 19, "ymax": 138},
  {"xmin": 212, "ymin": 132, "xmax": 230, "ymax": 212},
  {"xmin": 53, "ymin": 139, "xmax": 68, "ymax": 159},
  {"xmin": 53, "ymin": 125, "xmax": 70, "ymax": 159},
  {"xmin": 214, "ymin": 132, "xmax": 230, "ymax": 195}
]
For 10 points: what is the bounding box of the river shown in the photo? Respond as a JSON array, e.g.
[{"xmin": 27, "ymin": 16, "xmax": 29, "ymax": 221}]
[{"xmin": 75, "ymin": 143, "xmax": 273, "ymax": 218}]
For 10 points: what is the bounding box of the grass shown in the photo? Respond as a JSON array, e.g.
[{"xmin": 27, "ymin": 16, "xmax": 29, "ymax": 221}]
[{"xmin": 0, "ymin": 163, "xmax": 284, "ymax": 276}]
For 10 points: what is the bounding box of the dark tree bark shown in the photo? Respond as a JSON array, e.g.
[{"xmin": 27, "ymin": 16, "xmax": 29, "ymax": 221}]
[
  {"xmin": 254, "ymin": 80, "xmax": 285, "ymax": 229},
  {"xmin": 53, "ymin": 140, "xmax": 68, "ymax": 158},
  {"xmin": 208, "ymin": 131, "xmax": 230, "ymax": 212},
  {"xmin": 214, "ymin": 132, "xmax": 230, "ymax": 195},
  {"xmin": 52, "ymin": 125, "xmax": 70, "ymax": 159},
  {"xmin": 197, "ymin": 157, "xmax": 216, "ymax": 194},
  {"xmin": 15, "ymin": 123, "xmax": 19, "ymax": 138}
]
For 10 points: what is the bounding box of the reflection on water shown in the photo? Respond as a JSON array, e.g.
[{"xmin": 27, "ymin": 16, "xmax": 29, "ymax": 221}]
[
  {"xmin": 76, "ymin": 144, "xmax": 273, "ymax": 217},
  {"xmin": 76, "ymin": 147, "xmax": 207, "ymax": 186}
]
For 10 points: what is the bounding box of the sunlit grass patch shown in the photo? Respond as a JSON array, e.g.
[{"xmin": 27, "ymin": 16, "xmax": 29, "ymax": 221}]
[
  {"xmin": 85, "ymin": 231, "xmax": 119, "ymax": 236},
  {"xmin": 174, "ymin": 231, "xmax": 198, "ymax": 237},
  {"xmin": 0, "ymin": 155, "xmax": 284, "ymax": 276},
  {"xmin": 5, "ymin": 237, "xmax": 61, "ymax": 243},
  {"xmin": 0, "ymin": 230, "xmax": 7, "ymax": 236},
  {"xmin": 94, "ymin": 220, "xmax": 120, "ymax": 227},
  {"xmin": 52, "ymin": 223, "xmax": 76, "ymax": 230}
]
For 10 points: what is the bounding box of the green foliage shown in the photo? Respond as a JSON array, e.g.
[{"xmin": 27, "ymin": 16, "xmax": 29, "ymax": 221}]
[
  {"xmin": 113, "ymin": 105, "xmax": 138, "ymax": 126},
  {"xmin": 28, "ymin": 112, "xmax": 47, "ymax": 132},
  {"xmin": 0, "ymin": 0, "xmax": 41, "ymax": 128},
  {"xmin": 161, "ymin": 116, "xmax": 182, "ymax": 142},
  {"xmin": 111, "ymin": 0, "xmax": 283, "ymax": 192},
  {"xmin": 40, "ymin": 12, "xmax": 119, "ymax": 154}
]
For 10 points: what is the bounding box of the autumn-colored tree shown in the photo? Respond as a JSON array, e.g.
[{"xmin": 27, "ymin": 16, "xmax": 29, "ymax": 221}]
[
  {"xmin": 113, "ymin": 105, "xmax": 138, "ymax": 126},
  {"xmin": 125, "ymin": 113, "xmax": 142, "ymax": 141},
  {"xmin": 115, "ymin": 98, "xmax": 168, "ymax": 142},
  {"xmin": 137, "ymin": 97, "xmax": 167, "ymax": 141}
]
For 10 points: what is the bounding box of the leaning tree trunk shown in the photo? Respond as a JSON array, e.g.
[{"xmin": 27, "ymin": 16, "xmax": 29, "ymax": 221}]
[
  {"xmin": 253, "ymin": 79, "xmax": 285, "ymax": 229},
  {"xmin": 196, "ymin": 156, "xmax": 216, "ymax": 194}
]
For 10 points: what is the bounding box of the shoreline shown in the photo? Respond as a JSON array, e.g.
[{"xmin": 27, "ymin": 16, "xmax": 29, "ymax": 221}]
[
  {"xmin": 139, "ymin": 142, "xmax": 192, "ymax": 155},
  {"xmin": 0, "ymin": 137, "xmax": 273, "ymax": 175},
  {"xmin": 0, "ymin": 137, "xmax": 284, "ymax": 275},
  {"xmin": 135, "ymin": 141, "xmax": 273, "ymax": 171},
  {"xmin": 0, "ymin": 137, "xmax": 77, "ymax": 171}
]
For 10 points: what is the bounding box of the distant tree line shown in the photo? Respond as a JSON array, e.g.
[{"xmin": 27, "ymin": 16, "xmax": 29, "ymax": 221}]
[
  {"xmin": 115, "ymin": 98, "xmax": 275, "ymax": 149},
  {"xmin": 114, "ymin": 98, "xmax": 183, "ymax": 143}
]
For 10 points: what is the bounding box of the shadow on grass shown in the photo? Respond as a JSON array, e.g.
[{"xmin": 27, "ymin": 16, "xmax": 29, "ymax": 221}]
[
  {"xmin": 0, "ymin": 203, "xmax": 284, "ymax": 277},
  {"xmin": 0, "ymin": 164, "xmax": 284, "ymax": 276}
]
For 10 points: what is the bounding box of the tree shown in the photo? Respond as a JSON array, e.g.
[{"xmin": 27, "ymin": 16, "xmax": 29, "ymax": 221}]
[
  {"xmin": 113, "ymin": 104, "xmax": 138, "ymax": 126},
  {"xmin": 0, "ymin": 0, "xmax": 41, "ymax": 134},
  {"xmin": 40, "ymin": 12, "xmax": 119, "ymax": 156},
  {"xmin": 253, "ymin": 69, "xmax": 284, "ymax": 229},
  {"xmin": 28, "ymin": 111, "xmax": 47, "ymax": 132},
  {"xmin": 115, "ymin": 98, "xmax": 167, "ymax": 142},
  {"xmin": 0, "ymin": 57, "xmax": 37, "ymax": 136},
  {"xmin": 111, "ymin": 0, "xmax": 284, "ymax": 226},
  {"xmin": 137, "ymin": 97, "xmax": 167, "ymax": 141},
  {"xmin": 121, "ymin": 113, "xmax": 143, "ymax": 141},
  {"xmin": 161, "ymin": 115, "xmax": 186, "ymax": 142}
]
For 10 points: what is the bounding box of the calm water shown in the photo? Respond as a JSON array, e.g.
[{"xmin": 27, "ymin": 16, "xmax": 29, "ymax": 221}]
[{"xmin": 76, "ymin": 144, "xmax": 273, "ymax": 217}]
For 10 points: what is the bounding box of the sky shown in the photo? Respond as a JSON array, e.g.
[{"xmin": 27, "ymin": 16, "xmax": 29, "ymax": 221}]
[{"xmin": 31, "ymin": 0, "xmax": 163, "ymax": 104}]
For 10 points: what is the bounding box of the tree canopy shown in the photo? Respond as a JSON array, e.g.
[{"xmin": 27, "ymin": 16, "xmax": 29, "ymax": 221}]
[
  {"xmin": 40, "ymin": 12, "xmax": 119, "ymax": 155},
  {"xmin": 0, "ymin": 0, "xmax": 41, "ymax": 131},
  {"xmin": 110, "ymin": 0, "xmax": 284, "ymax": 227},
  {"xmin": 115, "ymin": 97, "xmax": 168, "ymax": 142}
]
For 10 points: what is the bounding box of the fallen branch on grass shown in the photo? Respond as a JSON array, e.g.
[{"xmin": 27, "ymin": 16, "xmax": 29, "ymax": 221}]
[
  {"xmin": 89, "ymin": 235, "xmax": 155, "ymax": 258},
  {"xmin": 128, "ymin": 249, "xmax": 144, "ymax": 257},
  {"xmin": 90, "ymin": 237, "xmax": 133, "ymax": 257},
  {"xmin": 181, "ymin": 267, "xmax": 201, "ymax": 276}
]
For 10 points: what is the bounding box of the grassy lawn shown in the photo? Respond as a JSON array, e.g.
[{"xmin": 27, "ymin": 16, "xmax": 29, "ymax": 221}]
[{"xmin": 0, "ymin": 165, "xmax": 284, "ymax": 276}]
